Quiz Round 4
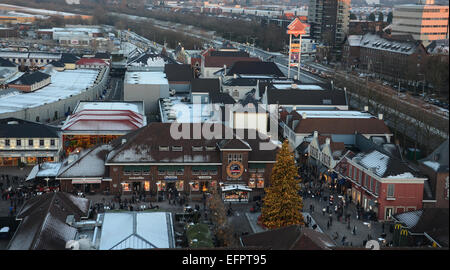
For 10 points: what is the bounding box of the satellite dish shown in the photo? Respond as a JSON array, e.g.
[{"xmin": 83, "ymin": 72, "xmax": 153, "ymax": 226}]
[{"xmin": 365, "ymin": 240, "xmax": 380, "ymax": 250}]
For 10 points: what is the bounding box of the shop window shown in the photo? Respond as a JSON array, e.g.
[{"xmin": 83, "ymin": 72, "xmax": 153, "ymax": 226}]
[
  {"xmin": 16, "ymin": 140, "xmax": 21, "ymax": 146},
  {"xmin": 249, "ymin": 178, "xmax": 256, "ymax": 188},
  {"xmin": 5, "ymin": 139, "xmax": 10, "ymax": 146},
  {"xmin": 209, "ymin": 170, "xmax": 217, "ymax": 175},
  {"xmin": 167, "ymin": 170, "xmax": 175, "ymax": 176},
  {"xmin": 50, "ymin": 139, "xmax": 55, "ymax": 146},
  {"xmin": 39, "ymin": 140, "xmax": 44, "ymax": 147},
  {"xmin": 176, "ymin": 181, "xmax": 184, "ymax": 191},
  {"xmin": 192, "ymin": 170, "xmax": 200, "ymax": 175},
  {"xmin": 93, "ymin": 184, "xmax": 100, "ymax": 190},
  {"xmin": 133, "ymin": 170, "xmax": 141, "ymax": 175},
  {"xmin": 249, "ymin": 168, "xmax": 257, "ymax": 173},
  {"xmin": 201, "ymin": 170, "xmax": 208, "ymax": 175},
  {"xmin": 124, "ymin": 168, "xmax": 131, "ymax": 175},
  {"xmin": 143, "ymin": 168, "xmax": 150, "ymax": 175},
  {"xmin": 257, "ymin": 168, "xmax": 265, "ymax": 173},
  {"xmin": 257, "ymin": 179, "xmax": 265, "ymax": 188},
  {"xmin": 156, "ymin": 181, "xmax": 166, "ymax": 191},
  {"xmin": 190, "ymin": 181, "xmax": 200, "ymax": 191},
  {"xmin": 122, "ymin": 183, "xmax": 131, "ymax": 192},
  {"xmin": 29, "ymin": 139, "xmax": 33, "ymax": 146},
  {"xmin": 144, "ymin": 181, "xmax": 150, "ymax": 191},
  {"xmin": 176, "ymin": 169, "xmax": 184, "ymax": 175},
  {"xmin": 158, "ymin": 170, "xmax": 166, "ymax": 175}
]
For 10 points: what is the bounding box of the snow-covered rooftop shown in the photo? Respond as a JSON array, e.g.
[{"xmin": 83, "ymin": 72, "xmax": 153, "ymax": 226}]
[
  {"xmin": 98, "ymin": 212, "xmax": 174, "ymax": 250},
  {"xmin": 159, "ymin": 96, "xmax": 221, "ymax": 123},
  {"xmin": 0, "ymin": 69, "xmax": 99, "ymax": 114},
  {"xmin": 273, "ymin": 84, "xmax": 324, "ymax": 90},
  {"xmin": 357, "ymin": 150, "xmax": 390, "ymax": 177},
  {"xmin": 124, "ymin": 71, "xmax": 168, "ymax": 85},
  {"xmin": 295, "ymin": 110, "xmax": 374, "ymax": 119},
  {"xmin": 26, "ymin": 162, "xmax": 62, "ymax": 181},
  {"xmin": 74, "ymin": 101, "xmax": 144, "ymax": 115}
]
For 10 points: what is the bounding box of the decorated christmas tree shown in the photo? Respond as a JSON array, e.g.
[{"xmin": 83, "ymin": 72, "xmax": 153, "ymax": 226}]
[{"xmin": 260, "ymin": 140, "xmax": 304, "ymax": 229}]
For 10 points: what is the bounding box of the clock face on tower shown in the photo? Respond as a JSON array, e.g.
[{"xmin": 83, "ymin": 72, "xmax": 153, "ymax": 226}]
[{"xmin": 226, "ymin": 161, "xmax": 244, "ymax": 179}]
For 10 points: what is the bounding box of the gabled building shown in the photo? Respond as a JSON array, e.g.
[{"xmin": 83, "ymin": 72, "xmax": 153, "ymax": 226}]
[
  {"xmin": 8, "ymin": 71, "xmax": 51, "ymax": 92},
  {"xmin": 0, "ymin": 117, "xmax": 61, "ymax": 166}
]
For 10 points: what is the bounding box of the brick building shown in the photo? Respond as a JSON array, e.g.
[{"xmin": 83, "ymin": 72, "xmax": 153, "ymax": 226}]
[
  {"xmin": 8, "ymin": 71, "xmax": 51, "ymax": 92},
  {"xmin": 56, "ymin": 123, "xmax": 278, "ymax": 202}
]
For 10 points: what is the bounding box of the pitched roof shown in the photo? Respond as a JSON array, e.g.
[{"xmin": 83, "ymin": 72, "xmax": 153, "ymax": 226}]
[
  {"xmin": 60, "ymin": 53, "xmax": 80, "ymax": 64},
  {"xmin": 0, "ymin": 117, "xmax": 59, "ymax": 138},
  {"xmin": 76, "ymin": 58, "xmax": 108, "ymax": 65},
  {"xmin": 191, "ymin": 78, "xmax": 220, "ymax": 93},
  {"xmin": 209, "ymin": 50, "xmax": 249, "ymax": 57},
  {"xmin": 95, "ymin": 52, "xmax": 111, "ymax": 59},
  {"xmin": 106, "ymin": 123, "xmax": 277, "ymax": 164},
  {"xmin": 266, "ymin": 89, "xmax": 347, "ymax": 106},
  {"xmin": 241, "ymin": 226, "xmax": 335, "ymax": 250},
  {"xmin": 0, "ymin": 56, "xmax": 16, "ymax": 67},
  {"xmin": 9, "ymin": 71, "xmax": 50, "ymax": 86},
  {"xmin": 420, "ymin": 139, "xmax": 449, "ymax": 173},
  {"xmin": 226, "ymin": 61, "xmax": 285, "ymax": 77},
  {"xmin": 164, "ymin": 64, "xmax": 194, "ymax": 82},
  {"xmin": 293, "ymin": 118, "xmax": 391, "ymax": 135},
  {"xmin": 8, "ymin": 192, "xmax": 90, "ymax": 250},
  {"xmin": 204, "ymin": 56, "xmax": 260, "ymax": 68},
  {"xmin": 394, "ymin": 208, "xmax": 449, "ymax": 247}
]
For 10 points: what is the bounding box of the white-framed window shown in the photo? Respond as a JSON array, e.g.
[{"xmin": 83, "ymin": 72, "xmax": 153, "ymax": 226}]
[
  {"xmin": 172, "ymin": 146, "xmax": 183, "ymax": 151},
  {"xmin": 205, "ymin": 146, "xmax": 216, "ymax": 151},
  {"xmin": 192, "ymin": 170, "xmax": 200, "ymax": 175},
  {"xmin": 159, "ymin": 146, "xmax": 169, "ymax": 151},
  {"xmin": 192, "ymin": 146, "xmax": 203, "ymax": 151},
  {"xmin": 387, "ymin": 184, "xmax": 395, "ymax": 198}
]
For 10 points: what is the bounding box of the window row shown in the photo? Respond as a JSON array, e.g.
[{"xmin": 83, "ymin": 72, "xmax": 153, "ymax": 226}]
[{"xmin": 2, "ymin": 139, "xmax": 55, "ymax": 147}]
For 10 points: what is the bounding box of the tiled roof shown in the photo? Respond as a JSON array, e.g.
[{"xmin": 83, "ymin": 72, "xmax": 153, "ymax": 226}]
[
  {"xmin": 204, "ymin": 56, "xmax": 260, "ymax": 68},
  {"xmin": 164, "ymin": 64, "xmax": 194, "ymax": 82},
  {"xmin": 226, "ymin": 61, "xmax": 285, "ymax": 77},
  {"xmin": 0, "ymin": 117, "xmax": 59, "ymax": 138},
  {"xmin": 293, "ymin": 117, "xmax": 391, "ymax": 135},
  {"xmin": 266, "ymin": 89, "xmax": 347, "ymax": 106}
]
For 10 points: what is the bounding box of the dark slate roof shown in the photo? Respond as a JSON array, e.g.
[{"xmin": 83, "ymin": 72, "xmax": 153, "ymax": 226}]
[
  {"xmin": 217, "ymin": 139, "xmax": 251, "ymax": 150},
  {"xmin": 9, "ymin": 71, "xmax": 50, "ymax": 86},
  {"xmin": 191, "ymin": 78, "xmax": 220, "ymax": 93},
  {"xmin": 49, "ymin": 60, "xmax": 65, "ymax": 68},
  {"xmin": 210, "ymin": 50, "xmax": 249, "ymax": 57},
  {"xmin": 420, "ymin": 139, "xmax": 449, "ymax": 173},
  {"xmin": 106, "ymin": 123, "xmax": 277, "ymax": 164},
  {"xmin": 60, "ymin": 53, "xmax": 80, "ymax": 64},
  {"xmin": 0, "ymin": 117, "xmax": 59, "ymax": 138},
  {"xmin": 241, "ymin": 226, "xmax": 336, "ymax": 250},
  {"xmin": 8, "ymin": 192, "xmax": 90, "ymax": 250},
  {"xmin": 222, "ymin": 78, "xmax": 258, "ymax": 86},
  {"xmin": 164, "ymin": 64, "xmax": 194, "ymax": 82},
  {"xmin": 95, "ymin": 52, "xmax": 111, "ymax": 59},
  {"xmin": 226, "ymin": 61, "xmax": 285, "ymax": 77},
  {"xmin": 0, "ymin": 57, "xmax": 16, "ymax": 67},
  {"xmin": 266, "ymin": 89, "xmax": 347, "ymax": 106},
  {"xmin": 209, "ymin": 91, "xmax": 236, "ymax": 104},
  {"xmin": 394, "ymin": 208, "xmax": 449, "ymax": 247}
]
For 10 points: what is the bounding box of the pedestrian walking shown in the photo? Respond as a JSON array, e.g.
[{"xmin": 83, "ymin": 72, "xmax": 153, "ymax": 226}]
[
  {"xmin": 327, "ymin": 220, "xmax": 330, "ymax": 229},
  {"xmin": 322, "ymin": 208, "xmax": 326, "ymax": 216},
  {"xmin": 352, "ymin": 225, "xmax": 357, "ymax": 235}
]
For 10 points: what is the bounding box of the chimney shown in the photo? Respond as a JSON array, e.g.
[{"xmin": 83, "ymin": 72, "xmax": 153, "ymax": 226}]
[
  {"xmin": 302, "ymin": 112, "xmax": 307, "ymax": 119},
  {"xmin": 378, "ymin": 114, "xmax": 383, "ymax": 120},
  {"xmin": 313, "ymin": 131, "xmax": 318, "ymax": 138},
  {"xmin": 326, "ymin": 138, "xmax": 331, "ymax": 145},
  {"xmin": 364, "ymin": 106, "xmax": 369, "ymax": 112}
]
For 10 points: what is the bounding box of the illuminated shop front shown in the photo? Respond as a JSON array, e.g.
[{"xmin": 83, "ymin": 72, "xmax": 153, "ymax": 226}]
[
  {"xmin": 221, "ymin": 185, "xmax": 252, "ymax": 203},
  {"xmin": 248, "ymin": 164, "xmax": 266, "ymax": 189},
  {"xmin": 63, "ymin": 134, "xmax": 120, "ymax": 155}
]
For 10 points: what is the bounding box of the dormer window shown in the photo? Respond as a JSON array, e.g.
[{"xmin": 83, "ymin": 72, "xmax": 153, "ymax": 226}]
[
  {"xmin": 172, "ymin": 146, "xmax": 183, "ymax": 151},
  {"xmin": 159, "ymin": 146, "xmax": 169, "ymax": 151},
  {"xmin": 192, "ymin": 146, "xmax": 203, "ymax": 151}
]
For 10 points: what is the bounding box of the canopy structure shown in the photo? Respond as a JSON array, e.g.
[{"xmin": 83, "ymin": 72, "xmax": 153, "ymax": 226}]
[
  {"xmin": 221, "ymin": 184, "xmax": 252, "ymax": 192},
  {"xmin": 286, "ymin": 18, "xmax": 308, "ymax": 36}
]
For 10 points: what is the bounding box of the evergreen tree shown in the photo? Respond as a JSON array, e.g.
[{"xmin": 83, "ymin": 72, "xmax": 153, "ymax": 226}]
[
  {"xmin": 260, "ymin": 140, "xmax": 304, "ymax": 229},
  {"xmin": 368, "ymin": 13, "xmax": 376, "ymax": 22},
  {"xmin": 387, "ymin": 12, "xmax": 393, "ymax": 24}
]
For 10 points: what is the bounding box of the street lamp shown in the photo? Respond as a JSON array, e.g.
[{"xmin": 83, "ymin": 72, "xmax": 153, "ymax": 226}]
[{"xmin": 44, "ymin": 177, "xmax": 50, "ymax": 188}]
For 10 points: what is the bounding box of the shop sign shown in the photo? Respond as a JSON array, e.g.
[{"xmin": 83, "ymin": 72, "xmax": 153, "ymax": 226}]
[
  {"xmin": 226, "ymin": 161, "xmax": 244, "ymax": 179},
  {"xmin": 198, "ymin": 176, "xmax": 212, "ymax": 180},
  {"xmin": 129, "ymin": 176, "xmax": 144, "ymax": 180},
  {"xmin": 164, "ymin": 176, "xmax": 178, "ymax": 180}
]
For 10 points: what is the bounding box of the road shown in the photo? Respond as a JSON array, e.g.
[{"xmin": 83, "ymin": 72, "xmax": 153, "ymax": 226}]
[{"xmin": 107, "ymin": 77, "xmax": 124, "ymax": 101}]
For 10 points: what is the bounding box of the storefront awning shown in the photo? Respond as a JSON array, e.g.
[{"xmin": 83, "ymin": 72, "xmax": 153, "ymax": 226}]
[
  {"xmin": 191, "ymin": 165, "xmax": 218, "ymax": 171},
  {"xmin": 249, "ymin": 163, "xmax": 266, "ymax": 169},
  {"xmin": 158, "ymin": 165, "xmax": 184, "ymax": 171},
  {"xmin": 222, "ymin": 185, "xmax": 252, "ymax": 192}
]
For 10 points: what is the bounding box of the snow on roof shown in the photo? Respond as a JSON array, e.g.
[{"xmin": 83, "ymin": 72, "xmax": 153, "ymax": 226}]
[
  {"xmin": 124, "ymin": 71, "xmax": 168, "ymax": 85},
  {"xmin": 74, "ymin": 101, "xmax": 144, "ymax": 115},
  {"xmin": 394, "ymin": 210, "xmax": 423, "ymax": 228},
  {"xmin": 99, "ymin": 212, "xmax": 173, "ymax": 250},
  {"xmin": 295, "ymin": 110, "xmax": 374, "ymax": 119},
  {"xmin": 57, "ymin": 145, "xmax": 112, "ymax": 178},
  {"xmin": 386, "ymin": 172, "xmax": 415, "ymax": 179},
  {"xmin": 357, "ymin": 150, "xmax": 390, "ymax": 177},
  {"xmin": 222, "ymin": 184, "xmax": 252, "ymax": 192},
  {"xmin": 347, "ymin": 35, "xmax": 363, "ymax": 46},
  {"xmin": 0, "ymin": 69, "xmax": 99, "ymax": 114},
  {"xmin": 423, "ymin": 160, "xmax": 441, "ymax": 172},
  {"xmin": 26, "ymin": 162, "xmax": 62, "ymax": 181},
  {"xmin": 159, "ymin": 96, "xmax": 221, "ymax": 123}
]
